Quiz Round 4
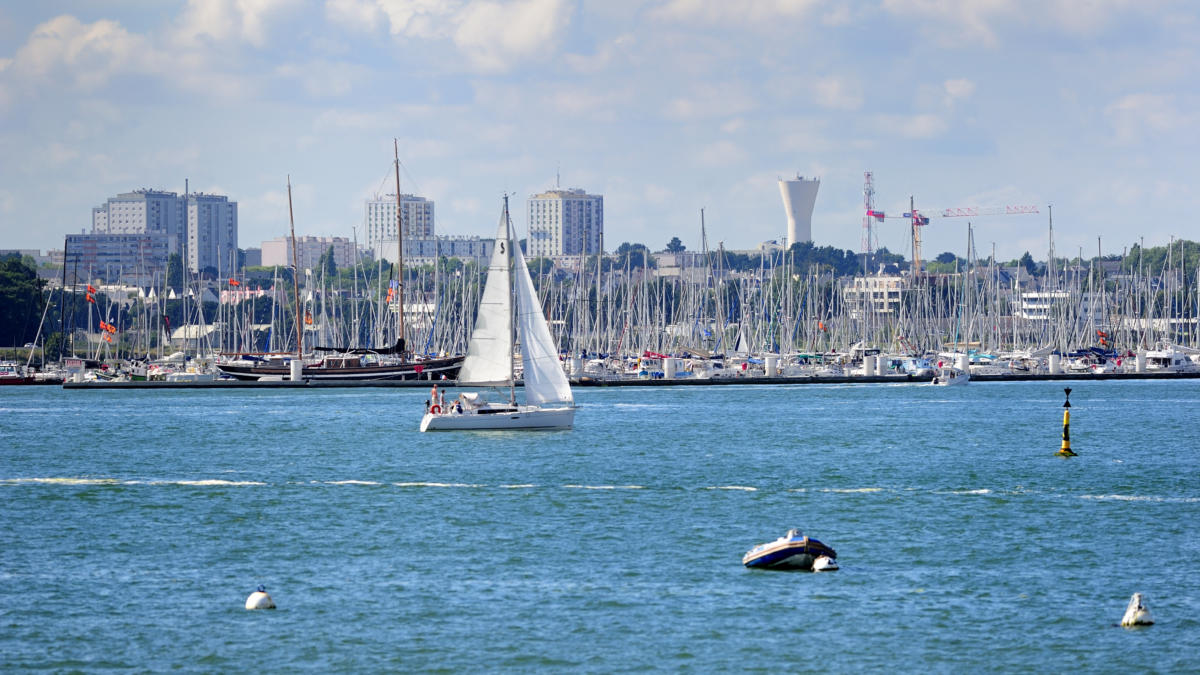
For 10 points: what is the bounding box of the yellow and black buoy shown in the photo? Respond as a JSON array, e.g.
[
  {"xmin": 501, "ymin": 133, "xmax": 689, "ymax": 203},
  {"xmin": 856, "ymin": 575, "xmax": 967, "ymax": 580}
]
[{"xmin": 1056, "ymin": 387, "xmax": 1077, "ymax": 457}]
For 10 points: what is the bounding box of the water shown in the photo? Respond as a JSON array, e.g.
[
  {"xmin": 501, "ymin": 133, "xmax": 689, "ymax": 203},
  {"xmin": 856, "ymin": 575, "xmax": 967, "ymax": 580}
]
[{"xmin": 2, "ymin": 381, "xmax": 1198, "ymax": 671}]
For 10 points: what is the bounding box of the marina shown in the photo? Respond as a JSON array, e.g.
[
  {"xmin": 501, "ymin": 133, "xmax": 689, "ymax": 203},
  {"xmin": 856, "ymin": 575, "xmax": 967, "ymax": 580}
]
[
  {"xmin": 59, "ymin": 368, "xmax": 1200, "ymax": 388},
  {"xmin": 2, "ymin": 380, "xmax": 1197, "ymax": 670}
]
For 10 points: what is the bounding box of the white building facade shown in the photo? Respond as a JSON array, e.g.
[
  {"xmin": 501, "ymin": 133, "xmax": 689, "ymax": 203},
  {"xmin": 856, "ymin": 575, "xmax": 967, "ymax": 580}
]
[
  {"xmin": 90, "ymin": 189, "xmax": 238, "ymax": 274},
  {"xmin": 526, "ymin": 188, "xmax": 604, "ymax": 258},
  {"xmin": 92, "ymin": 189, "xmax": 185, "ymax": 253},
  {"xmin": 374, "ymin": 236, "xmax": 495, "ymax": 266},
  {"xmin": 186, "ymin": 193, "xmax": 237, "ymax": 275},
  {"xmin": 364, "ymin": 194, "xmax": 434, "ymax": 261},
  {"xmin": 261, "ymin": 236, "xmax": 363, "ymax": 270}
]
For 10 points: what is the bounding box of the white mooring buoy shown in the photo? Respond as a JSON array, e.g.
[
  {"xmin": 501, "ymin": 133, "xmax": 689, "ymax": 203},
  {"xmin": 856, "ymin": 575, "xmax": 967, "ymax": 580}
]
[
  {"xmin": 812, "ymin": 555, "xmax": 838, "ymax": 572},
  {"xmin": 1121, "ymin": 592, "xmax": 1152, "ymax": 627},
  {"xmin": 245, "ymin": 585, "xmax": 276, "ymax": 610}
]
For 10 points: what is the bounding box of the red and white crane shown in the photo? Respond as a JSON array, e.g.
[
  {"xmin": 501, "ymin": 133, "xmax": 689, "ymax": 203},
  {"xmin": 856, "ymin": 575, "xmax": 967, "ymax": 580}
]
[{"xmin": 864, "ymin": 192, "xmax": 1039, "ymax": 273}]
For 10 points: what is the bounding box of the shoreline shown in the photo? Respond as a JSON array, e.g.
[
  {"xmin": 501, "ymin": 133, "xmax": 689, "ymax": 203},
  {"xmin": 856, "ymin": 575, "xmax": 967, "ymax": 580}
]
[{"xmin": 58, "ymin": 370, "xmax": 1200, "ymax": 389}]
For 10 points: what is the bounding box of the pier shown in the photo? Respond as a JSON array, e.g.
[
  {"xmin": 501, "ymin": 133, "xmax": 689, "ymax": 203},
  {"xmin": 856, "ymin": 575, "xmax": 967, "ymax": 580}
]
[{"xmin": 61, "ymin": 370, "xmax": 1200, "ymax": 389}]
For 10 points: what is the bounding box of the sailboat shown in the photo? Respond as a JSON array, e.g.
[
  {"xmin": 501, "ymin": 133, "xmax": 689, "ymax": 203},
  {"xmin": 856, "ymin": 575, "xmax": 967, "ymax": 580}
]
[{"xmin": 420, "ymin": 197, "xmax": 575, "ymax": 431}]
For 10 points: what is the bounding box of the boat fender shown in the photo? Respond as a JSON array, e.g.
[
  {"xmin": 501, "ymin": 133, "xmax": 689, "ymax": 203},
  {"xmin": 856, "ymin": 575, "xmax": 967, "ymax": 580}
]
[
  {"xmin": 1121, "ymin": 593, "xmax": 1152, "ymax": 627},
  {"xmin": 812, "ymin": 555, "xmax": 838, "ymax": 572},
  {"xmin": 245, "ymin": 585, "xmax": 275, "ymax": 610},
  {"xmin": 430, "ymin": 404, "xmax": 442, "ymax": 414}
]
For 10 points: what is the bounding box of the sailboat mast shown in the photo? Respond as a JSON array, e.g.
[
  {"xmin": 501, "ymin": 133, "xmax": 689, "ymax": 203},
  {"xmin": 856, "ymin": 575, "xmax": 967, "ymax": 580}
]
[
  {"xmin": 287, "ymin": 176, "xmax": 302, "ymax": 358},
  {"xmin": 393, "ymin": 139, "xmax": 406, "ymax": 356},
  {"xmin": 504, "ymin": 194, "xmax": 516, "ymax": 404}
]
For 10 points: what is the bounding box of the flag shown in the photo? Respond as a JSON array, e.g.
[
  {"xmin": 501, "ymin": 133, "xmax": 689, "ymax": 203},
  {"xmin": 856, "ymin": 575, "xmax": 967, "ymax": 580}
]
[
  {"xmin": 87, "ymin": 284, "xmax": 96, "ymax": 293},
  {"xmin": 86, "ymin": 294, "xmax": 95, "ymax": 303},
  {"xmin": 103, "ymin": 334, "xmax": 112, "ymax": 343},
  {"xmin": 99, "ymin": 321, "xmax": 109, "ymax": 331},
  {"xmin": 229, "ymin": 278, "xmax": 240, "ymax": 286}
]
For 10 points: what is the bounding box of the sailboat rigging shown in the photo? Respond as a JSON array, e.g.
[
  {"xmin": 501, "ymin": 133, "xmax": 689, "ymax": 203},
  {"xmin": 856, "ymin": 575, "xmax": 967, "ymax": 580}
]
[{"xmin": 420, "ymin": 196, "xmax": 575, "ymax": 431}]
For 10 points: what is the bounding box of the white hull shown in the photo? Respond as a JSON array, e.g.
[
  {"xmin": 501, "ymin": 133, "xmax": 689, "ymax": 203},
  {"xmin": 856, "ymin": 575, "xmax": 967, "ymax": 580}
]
[
  {"xmin": 420, "ymin": 406, "xmax": 575, "ymax": 431},
  {"xmin": 931, "ymin": 367, "xmax": 969, "ymax": 386}
]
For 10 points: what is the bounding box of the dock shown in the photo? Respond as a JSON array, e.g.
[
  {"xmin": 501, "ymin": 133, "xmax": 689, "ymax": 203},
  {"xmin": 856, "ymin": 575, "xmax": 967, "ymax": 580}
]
[{"xmin": 60, "ymin": 370, "xmax": 1200, "ymax": 389}]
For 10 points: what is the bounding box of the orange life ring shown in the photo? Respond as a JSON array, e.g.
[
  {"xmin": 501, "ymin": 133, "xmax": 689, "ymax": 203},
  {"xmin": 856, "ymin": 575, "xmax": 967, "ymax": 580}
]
[{"xmin": 430, "ymin": 404, "xmax": 442, "ymax": 414}]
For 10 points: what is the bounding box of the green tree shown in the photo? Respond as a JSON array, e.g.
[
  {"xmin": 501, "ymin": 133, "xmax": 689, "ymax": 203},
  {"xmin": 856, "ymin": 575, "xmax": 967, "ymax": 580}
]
[
  {"xmin": 615, "ymin": 242, "xmax": 656, "ymax": 269},
  {"xmin": 0, "ymin": 255, "xmax": 46, "ymax": 347},
  {"xmin": 318, "ymin": 245, "xmax": 337, "ymax": 278},
  {"xmin": 1018, "ymin": 251, "xmax": 1037, "ymax": 275},
  {"xmin": 167, "ymin": 253, "xmax": 183, "ymax": 291},
  {"xmin": 666, "ymin": 236, "xmax": 685, "ymax": 253},
  {"xmin": 526, "ymin": 257, "xmax": 555, "ymax": 276}
]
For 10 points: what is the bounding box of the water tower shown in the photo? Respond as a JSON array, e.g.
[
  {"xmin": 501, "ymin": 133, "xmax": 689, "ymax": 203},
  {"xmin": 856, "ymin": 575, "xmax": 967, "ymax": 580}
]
[{"xmin": 778, "ymin": 175, "xmax": 820, "ymax": 248}]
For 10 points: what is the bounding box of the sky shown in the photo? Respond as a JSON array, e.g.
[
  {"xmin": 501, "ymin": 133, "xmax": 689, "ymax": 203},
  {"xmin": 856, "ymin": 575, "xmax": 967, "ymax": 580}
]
[{"xmin": 1, "ymin": 0, "xmax": 1197, "ymax": 263}]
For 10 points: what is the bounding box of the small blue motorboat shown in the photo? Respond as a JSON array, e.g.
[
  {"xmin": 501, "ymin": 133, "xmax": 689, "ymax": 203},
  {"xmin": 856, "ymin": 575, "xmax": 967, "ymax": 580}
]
[{"xmin": 742, "ymin": 529, "xmax": 838, "ymax": 571}]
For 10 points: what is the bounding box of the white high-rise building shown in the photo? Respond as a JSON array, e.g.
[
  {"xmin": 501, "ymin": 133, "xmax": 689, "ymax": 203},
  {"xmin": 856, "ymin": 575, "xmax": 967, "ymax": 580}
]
[
  {"xmin": 527, "ymin": 188, "xmax": 603, "ymax": 258},
  {"xmin": 778, "ymin": 175, "xmax": 820, "ymax": 248},
  {"xmin": 92, "ymin": 189, "xmax": 185, "ymax": 253},
  {"xmin": 365, "ymin": 194, "xmax": 434, "ymax": 261},
  {"xmin": 186, "ymin": 193, "xmax": 237, "ymax": 275},
  {"xmin": 90, "ymin": 188, "xmax": 238, "ymax": 274}
]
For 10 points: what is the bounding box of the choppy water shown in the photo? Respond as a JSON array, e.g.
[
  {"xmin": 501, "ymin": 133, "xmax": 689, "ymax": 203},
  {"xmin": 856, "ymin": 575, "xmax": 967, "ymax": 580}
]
[{"xmin": 2, "ymin": 381, "xmax": 1198, "ymax": 671}]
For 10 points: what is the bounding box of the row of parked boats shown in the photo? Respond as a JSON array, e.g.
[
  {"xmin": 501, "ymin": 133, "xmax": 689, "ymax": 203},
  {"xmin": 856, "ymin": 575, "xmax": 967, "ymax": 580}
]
[
  {"xmin": 572, "ymin": 342, "xmax": 1200, "ymax": 381},
  {"xmin": 12, "ymin": 340, "xmax": 1199, "ymax": 387}
]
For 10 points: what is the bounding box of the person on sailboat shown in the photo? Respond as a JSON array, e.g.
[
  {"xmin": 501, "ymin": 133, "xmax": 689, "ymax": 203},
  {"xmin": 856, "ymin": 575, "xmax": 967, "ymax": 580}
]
[{"xmin": 429, "ymin": 384, "xmax": 444, "ymax": 414}]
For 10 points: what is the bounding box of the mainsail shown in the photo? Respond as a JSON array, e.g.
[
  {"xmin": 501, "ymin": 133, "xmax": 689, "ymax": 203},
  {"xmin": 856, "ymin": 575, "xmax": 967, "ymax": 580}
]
[
  {"xmin": 456, "ymin": 211, "xmax": 513, "ymax": 386},
  {"xmin": 513, "ymin": 241, "xmax": 573, "ymax": 406}
]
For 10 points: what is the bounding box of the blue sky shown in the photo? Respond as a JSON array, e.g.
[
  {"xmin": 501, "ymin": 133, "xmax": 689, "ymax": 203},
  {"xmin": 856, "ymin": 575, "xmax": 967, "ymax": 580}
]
[{"xmin": 1, "ymin": 0, "xmax": 1196, "ymax": 263}]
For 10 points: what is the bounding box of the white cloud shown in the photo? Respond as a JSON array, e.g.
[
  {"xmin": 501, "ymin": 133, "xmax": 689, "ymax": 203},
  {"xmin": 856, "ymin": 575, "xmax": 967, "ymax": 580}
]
[
  {"xmin": 326, "ymin": 0, "xmax": 451, "ymax": 38},
  {"xmin": 943, "ymin": 78, "xmax": 975, "ymax": 106},
  {"xmin": 879, "ymin": 0, "xmax": 1015, "ymax": 47},
  {"xmin": 6, "ymin": 15, "xmax": 160, "ymax": 90},
  {"xmin": 814, "ymin": 76, "xmax": 863, "ymax": 111},
  {"xmin": 881, "ymin": 0, "xmax": 1168, "ymax": 47},
  {"xmin": 175, "ymin": 0, "xmax": 301, "ymax": 48},
  {"xmin": 454, "ymin": 0, "xmax": 571, "ymax": 72},
  {"xmin": 695, "ymin": 139, "xmax": 747, "ymax": 167},
  {"xmin": 564, "ymin": 33, "xmax": 635, "ymax": 74},
  {"xmin": 874, "ymin": 113, "xmax": 947, "ymax": 139},
  {"xmin": 326, "ymin": 0, "xmax": 571, "ymax": 72},
  {"xmin": 643, "ymin": 183, "xmax": 673, "ymax": 206},
  {"xmin": 1105, "ymin": 93, "xmax": 1189, "ymax": 144},
  {"xmin": 652, "ymin": 0, "xmax": 821, "ymax": 27},
  {"xmin": 276, "ymin": 60, "xmax": 370, "ymax": 97},
  {"xmin": 720, "ymin": 118, "xmax": 745, "ymax": 134},
  {"xmin": 664, "ymin": 83, "xmax": 756, "ymax": 120}
]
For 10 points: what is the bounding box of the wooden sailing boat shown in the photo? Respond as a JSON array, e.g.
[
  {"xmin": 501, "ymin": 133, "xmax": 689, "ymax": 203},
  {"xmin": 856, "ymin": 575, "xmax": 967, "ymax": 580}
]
[
  {"xmin": 217, "ymin": 158, "xmax": 464, "ymax": 381},
  {"xmin": 420, "ymin": 196, "xmax": 575, "ymax": 431}
]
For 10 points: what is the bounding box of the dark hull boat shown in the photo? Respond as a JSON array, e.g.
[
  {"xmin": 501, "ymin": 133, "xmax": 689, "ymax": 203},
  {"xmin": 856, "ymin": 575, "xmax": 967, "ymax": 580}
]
[
  {"xmin": 218, "ymin": 354, "xmax": 464, "ymax": 381},
  {"xmin": 742, "ymin": 529, "xmax": 838, "ymax": 571}
]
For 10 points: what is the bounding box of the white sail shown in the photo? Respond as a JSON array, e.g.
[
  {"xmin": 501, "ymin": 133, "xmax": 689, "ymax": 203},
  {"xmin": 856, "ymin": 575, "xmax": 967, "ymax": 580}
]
[
  {"xmin": 513, "ymin": 241, "xmax": 573, "ymax": 406},
  {"xmin": 456, "ymin": 212, "xmax": 512, "ymax": 386}
]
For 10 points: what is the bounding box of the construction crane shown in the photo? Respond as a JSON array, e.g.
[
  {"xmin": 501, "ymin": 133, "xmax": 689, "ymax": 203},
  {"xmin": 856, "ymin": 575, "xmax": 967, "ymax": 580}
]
[{"xmin": 865, "ymin": 199, "xmax": 1039, "ymax": 274}]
